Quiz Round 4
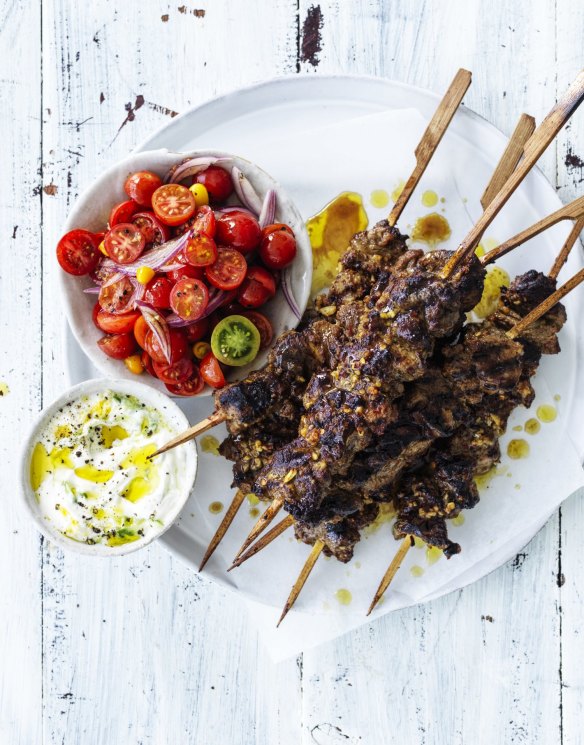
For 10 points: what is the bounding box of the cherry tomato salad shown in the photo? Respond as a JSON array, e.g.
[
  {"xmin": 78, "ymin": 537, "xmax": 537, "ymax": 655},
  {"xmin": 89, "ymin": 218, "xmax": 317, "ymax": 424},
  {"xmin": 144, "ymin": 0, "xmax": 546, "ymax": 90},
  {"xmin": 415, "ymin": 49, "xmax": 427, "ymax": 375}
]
[{"xmin": 56, "ymin": 157, "xmax": 299, "ymax": 395}]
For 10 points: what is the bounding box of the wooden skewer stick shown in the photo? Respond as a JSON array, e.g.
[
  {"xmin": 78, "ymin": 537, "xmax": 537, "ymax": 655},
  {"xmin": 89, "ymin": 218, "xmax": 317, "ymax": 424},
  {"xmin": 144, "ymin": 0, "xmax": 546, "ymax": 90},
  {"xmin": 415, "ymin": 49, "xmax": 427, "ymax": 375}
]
[
  {"xmin": 277, "ymin": 540, "xmax": 325, "ymax": 627},
  {"xmin": 151, "ymin": 410, "xmax": 224, "ymax": 458},
  {"xmin": 233, "ymin": 496, "xmax": 284, "ymax": 561},
  {"xmin": 549, "ymin": 217, "xmax": 584, "ymax": 280},
  {"xmin": 480, "ymin": 114, "xmax": 536, "ymax": 210},
  {"xmin": 366, "ymin": 535, "xmax": 413, "ymax": 616},
  {"xmin": 388, "ymin": 68, "xmax": 472, "ymax": 227},
  {"xmin": 480, "ymin": 195, "xmax": 584, "ymax": 265},
  {"xmin": 227, "ymin": 515, "xmax": 295, "ymax": 571},
  {"xmin": 508, "ymin": 266, "xmax": 584, "ymax": 339},
  {"xmin": 442, "ymin": 70, "xmax": 584, "ymax": 279},
  {"xmin": 198, "ymin": 489, "xmax": 246, "ymax": 571}
]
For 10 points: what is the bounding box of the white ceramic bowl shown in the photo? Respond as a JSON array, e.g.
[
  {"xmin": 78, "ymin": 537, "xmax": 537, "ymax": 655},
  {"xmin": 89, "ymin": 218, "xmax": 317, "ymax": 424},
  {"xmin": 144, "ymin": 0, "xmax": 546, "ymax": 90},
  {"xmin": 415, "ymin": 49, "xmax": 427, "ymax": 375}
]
[
  {"xmin": 59, "ymin": 149, "xmax": 313, "ymax": 395},
  {"xmin": 19, "ymin": 378, "xmax": 197, "ymax": 556}
]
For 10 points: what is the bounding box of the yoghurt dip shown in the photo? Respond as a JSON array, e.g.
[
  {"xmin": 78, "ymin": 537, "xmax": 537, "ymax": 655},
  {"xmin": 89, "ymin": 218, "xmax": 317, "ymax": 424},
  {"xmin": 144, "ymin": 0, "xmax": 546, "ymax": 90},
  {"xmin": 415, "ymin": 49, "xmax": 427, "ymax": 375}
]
[{"xmin": 29, "ymin": 389, "xmax": 188, "ymax": 548}]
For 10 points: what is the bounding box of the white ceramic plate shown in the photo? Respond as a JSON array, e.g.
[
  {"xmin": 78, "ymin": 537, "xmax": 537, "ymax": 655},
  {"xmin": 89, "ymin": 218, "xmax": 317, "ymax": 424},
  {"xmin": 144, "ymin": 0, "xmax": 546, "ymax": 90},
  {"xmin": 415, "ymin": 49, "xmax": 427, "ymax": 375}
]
[{"xmin": 65, "ymin": 75, "xmax": 584, "ymax": 613}]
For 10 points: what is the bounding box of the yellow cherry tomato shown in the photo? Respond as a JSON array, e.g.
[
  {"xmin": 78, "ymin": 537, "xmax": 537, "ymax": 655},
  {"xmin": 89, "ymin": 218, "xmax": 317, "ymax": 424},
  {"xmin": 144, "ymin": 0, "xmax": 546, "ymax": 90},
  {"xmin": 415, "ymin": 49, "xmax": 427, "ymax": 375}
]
[
  {"xmin": 193, "ymin": 341, "xmax": 211, "ymax": 360},
  {"xmin": 124, "ymin": 355, "xmax": 144, "ymax": 375},
  {"xmin": 189, "ymin": 183, "xmax": 209, "ymax": 207},
  {"xmin": 98, "ymin": 240, "xmax": 108, "ymax": 256},
  {"xmin": 136, "ymin": 266, "xmax": 155, "ymax": 285}
]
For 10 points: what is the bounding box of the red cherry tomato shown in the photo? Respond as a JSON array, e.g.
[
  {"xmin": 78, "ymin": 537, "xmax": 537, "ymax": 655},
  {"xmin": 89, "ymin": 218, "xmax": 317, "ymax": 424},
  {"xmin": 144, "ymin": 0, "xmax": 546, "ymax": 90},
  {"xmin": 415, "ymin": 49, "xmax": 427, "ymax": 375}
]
[
  {"xmin": 199, "ymin": 352, "xmax": 226, "ymax": 389},
  {"xmin": 170, "ymin": 278, "xmax": 209, "ymax": 321},
  {"xmin": 92, "ymin": 302, "xmax": 101, "ymax": 329},
  {"xmin": 132, "ymin": 211, "xmax": 171, "ymax": 246},
  {"xmin": 216, "ymin": 212, "xmax": 261, "ymax": 254},
  {"xmin": 237, "ymin": 266, "xmax": 276, "ymax": 308},
  {"xmin": 184, "ymin": 317, "xmax": 210, "ymax": 342},
  {"xmin": 195, "ymin": 166, "xmax": 233, "ymax": 202},
  {"xmin": 109, "ymin": 200, "xmax": 140, "ymax": 227},
  {"xmin": 97, "ymin": 333, "xmax": 137, "ymax": 360},
  {"xmin": 153, "ymin": 357, "xmax": 194, "ymax": 386},
  {"xmin": 98, "ymin": 275, "xmax": 135, "ymax": 314},
  {"xmin": 124, "ymin": 171, "xmax": 163, "ymax": 207},
  {"xmin": 152, "ymin": 184, "xmax": 195, "ymax": 226},
  {"xmin": 205, "ymin": 248, "xmax": 247, "ymax": 291},
  {"xmin": 165, "ymin": 367, "xmax": 205, "ymax": 396},
  {"xmin": 184, "ymin": 234, "xmax": 218, "ymax": 267},
  {"xmin": 144, "ymin": 276, "xmax": 173, "ymax": 309},
  {"xmin": 104, "ymin": 223, "xmax": 146, "ymax": 265},
  {"xmin": 167, "ymin": 265, "xmax": 205, "ymax": 282},
  {"xmin": 133, "ymin": 315, "xmax": 149, "ymax": 349},
  {"xmin": 144, "ymin": 328, "xmax": 188, "ymax": 365},
  {"xmin": 56, "ymin": 229, "xmax": 101, "ymax": 276},
  {"xmin": 141, "ymin": 350, "xmax": 156, "ymax": 376},
  {"xmin": 262, "ymin": 223, "xmax": 295, "ymax": 238},
  {"xmin": 193, "ymin": 205, "xmax": 216, "ymax": 237},
  {"xmin": 259, "ymin": 229, "xmax": 297, "ymax": 269},
  {"xmin": 242, "ymin": 311, "xmax": 273, "ymax": 349},
  {"xmin": 96, "ymin": 309, "xmax": 140, "ymax": 334}
]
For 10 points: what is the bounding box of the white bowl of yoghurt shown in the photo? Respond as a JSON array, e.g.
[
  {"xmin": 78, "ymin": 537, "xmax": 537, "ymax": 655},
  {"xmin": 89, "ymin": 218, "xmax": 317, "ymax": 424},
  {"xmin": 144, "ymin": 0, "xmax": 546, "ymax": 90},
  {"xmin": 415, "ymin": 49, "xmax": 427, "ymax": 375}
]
[{"xmin": 19, "ymin": 378, "xmax": 197, "ymax": 556}]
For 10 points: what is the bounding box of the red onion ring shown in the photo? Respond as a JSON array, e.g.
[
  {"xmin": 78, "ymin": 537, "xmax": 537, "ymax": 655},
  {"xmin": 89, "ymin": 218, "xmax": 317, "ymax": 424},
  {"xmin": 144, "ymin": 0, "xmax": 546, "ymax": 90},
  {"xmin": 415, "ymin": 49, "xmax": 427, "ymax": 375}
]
[
  {"xmin": 137, "ymin": 303, "xmax": 172, "ymax": 364},
  {"xmin": 259, "ymin": 189, "xmax": 276, "ymax": 228}
]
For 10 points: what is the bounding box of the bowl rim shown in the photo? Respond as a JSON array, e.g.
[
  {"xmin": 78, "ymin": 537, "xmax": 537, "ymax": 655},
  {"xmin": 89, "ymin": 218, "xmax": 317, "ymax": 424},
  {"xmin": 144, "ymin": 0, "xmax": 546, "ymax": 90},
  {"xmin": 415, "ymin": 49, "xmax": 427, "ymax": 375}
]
[
  {"xmin": 59, "ymin": 147, "xmax": 312, "ymax": 397},
  {"xmin": 18, "ymin": 377, "xmax": 198, "ymax": 557}
]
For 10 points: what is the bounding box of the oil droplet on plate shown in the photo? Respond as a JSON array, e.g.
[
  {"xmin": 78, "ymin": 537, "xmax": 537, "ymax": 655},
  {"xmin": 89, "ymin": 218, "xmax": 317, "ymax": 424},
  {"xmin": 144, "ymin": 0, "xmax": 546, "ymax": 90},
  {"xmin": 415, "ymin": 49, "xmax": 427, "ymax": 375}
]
[
  {"xmin": 421, "ymin": 190, "xmax": 438, "ymax": 207},
  {"xmin": 410, "ymin": 565, "xmax": 425, "ymax": 578},
  {"xmin": 355, "ymin": 561, "xmax": 361, "ymax": 569},
  {"xmin": 0, "ymin": 382, "xmax": 10, "ymax": 397},
  {"xmin": 370, "ymin": 189, "xmax": 390, "ymax": 208},
  {"xmin": 413, "ymin": 536, "xmax": 425, "ymax": 549},
  {"xmin": 473, "ymin": 266, "xmax": 510, "ymax": 319},
  {"xmin": 209, "ymin": 501, "xmax": 223, "ymax": 514},
  {"xmin": 246, "ymin": 493, "xmax": 259, "ymax": 506},
  {"xmin": 200, "ymin": 435, "xmax": 220, "ymax": 455},
  {"xmin": 410, "ymin": 213, "xmax": 451, "ymax": 246},
  {"xmin": 426, "ymin": 546, "xmax": 442, "ymax": 565},
  {"xmin": 474, "ymin": 466, "xmax": 498, "ymax": 490},
  {"xmin": 512, "ymin": 425, "xmax": 523, "ymax": 432},
  {"xmin": 363, "ymin": 502, "xmax": 396, "ymax": 535},
  {"xmin": 452, "ymin": 514, "xmax": 465, "ymax": 527},
  {"xmin": 249, "ymin": 507, "xmax": 260, "ymax": 518},
  {"xmin": 307, "ymin": 192, "xmax": 369, "ymax": 297},
  {"xmin": 537, "ymin": 404, "xmax": 557, "ymax": 423},
  {"xmin": 335, "ymin": 588, "xmax": 352, "ymax": 605},
  {"xmin": 554, "ymin": 394, "xmax": 561, "ymax": 402},
  {"xmin": 524, "ymin": 418, "xmax": 541, "ymax": 435},
  {"xmin": 390, "ymin": 179, "xmax": 405, "ymax": 202},
  {"xmin": 507, "ymin": 439, "xmax": 530, "ymax": 459}
]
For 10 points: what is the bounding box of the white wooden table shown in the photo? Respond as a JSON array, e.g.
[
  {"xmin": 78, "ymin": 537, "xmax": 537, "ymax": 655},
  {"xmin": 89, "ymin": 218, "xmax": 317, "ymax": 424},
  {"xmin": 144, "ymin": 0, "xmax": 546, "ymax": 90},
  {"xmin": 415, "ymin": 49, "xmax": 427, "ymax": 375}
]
[{"xmin": 2, "ymin": 2, "xmax": 583, "ymax": 743}]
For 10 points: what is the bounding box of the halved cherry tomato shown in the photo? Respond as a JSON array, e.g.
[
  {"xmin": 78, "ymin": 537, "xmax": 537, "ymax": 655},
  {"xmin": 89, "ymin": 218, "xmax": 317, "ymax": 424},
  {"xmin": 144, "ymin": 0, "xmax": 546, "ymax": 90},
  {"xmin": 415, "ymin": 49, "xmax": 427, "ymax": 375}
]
[
  {"xmin": 262, "ymin": 223, "xmax": 295, "ymax": 238},
  {"xmin": 92, "ymin": 302, "xmax": 102, "ymax": 328},
  {"xmin": 216, "ymin": 212, "xmax": 261, "ymax": 254},
  {"xmin": 96, "ymin": 308, "xmax": 140, "ymax": 334},
  {"xmin": 259, "ymin": 229, "xmax": 297, "ymax": 269},
  {"xmin": 57, "ymin": 229, "xmax": 101, "ymax": 275},
  {"xmin": 172, "ymin": 204, "xmax": 217, "ymax": 239},
  {"xmin": 170, "ymin": 278, "xmax": 209, "ymax": 321},
  {"xmin": 237, "ymin": 266, "xmax": 276, "ymax": 308},
  {"xmin": 124, "ymin": 171, "xmax": 163, "ymax": 207},
  {"xmin": 184, "ymin": 317, "xmax": 210, "ymax": 343},
  {"xmin": 242, "ymin": 311, "xmax": 273, "ymax": 349},
  {"xmin": 144, "ymin": 276, "xmax": 173, "ymax": 309},
  {"xmin": 152, "ymin": 184, "xmax": 195, "ymax": 226},
  {"xmin": 167, "ymin": 265, "xmax": 205, "ymax": 282},
  {"xmin": 104, "ymin": 223, "xmax": 146, "ymax": 264},
  {"xmin": 132, "ymin": 211, "xmax": 171, "ymax": 246},
  {"xmin": 98, "ymin": 275, "xmax": 135, "ymax": 314},
  {"xmin": 109, "ymin": 200, "xmax": 140, "ymax": 227},
  {"xmin": 195, "ymin": 166, "xmax": 233, "ymax": 202},
  {"xmin": 205, "ymin": 248, "xmax": 247, "ymax": 291},
  {"xmin": 141, "ymin": 350, "xmax": 156, "ymax": 376},
  {"xmin": 184, "ymin": 234, "xmax": 218, "ymax": 267},
  {"xmin": 133, "ymin": 315, "xmax": 149, "ymax": 349},
  {"xmin": 165, "ymin": 367, "xmax": 205, "ymax": 396},
  {"xmin": 199, "ymin": 352, "xmax": 226, "ymax": 388},
  {"xmin": 144, "ymin": 328, "xmax": 188, "ymax": 365},
  {"xmin": 97, "ymin": 333, "xmax": 137, "ymax": 360},
  {"xmin": 153, "ymin": 357, "xmax": 194, "ymax": 386}
]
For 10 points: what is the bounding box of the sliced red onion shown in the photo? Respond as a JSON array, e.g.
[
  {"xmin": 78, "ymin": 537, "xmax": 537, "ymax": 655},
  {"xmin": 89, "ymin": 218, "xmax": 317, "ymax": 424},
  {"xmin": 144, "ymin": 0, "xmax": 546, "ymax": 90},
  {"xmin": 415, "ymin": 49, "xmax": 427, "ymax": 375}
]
[
  {"xmin": 128, "ymin": 278, "xmax": 146, "ymax": 309},
  {"xmin": 101, "ymin": 231, "xmax": 193, "ymax": 276},
  {"xmin": 83, "ymin": 286, "xmax": 100, "ymax": 294},
  {"xmin": 102, "ymin": 270, "xmax": 125, "ymax": 289},
  {"xmin": 159, "ymin": 262, "xmax": 184, "ymax": 273},
  {"xmin": 166, "ymin": 156, "xmax": 231, "ymax": 184},
  {"xmin": 137, "ymin": 303, "xmax": 172, "ymax": 364},
  {"xmin": 231, "ymin": 166, "xmax": 262, "ymax": 216},
  {"xmin": 200, "ymin": 289, "xmax": 228, "ymax": 318},
  {"xmin": 259, "ymin": 189, "xmax": 276, "ymax": 228},
  {"xmin": 214, "ymin": 206, "xmax": 257, "ymax": 218},
  {"xmin": 281, "ymin": 271, "xmax": 301, "ymax": 320}
]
